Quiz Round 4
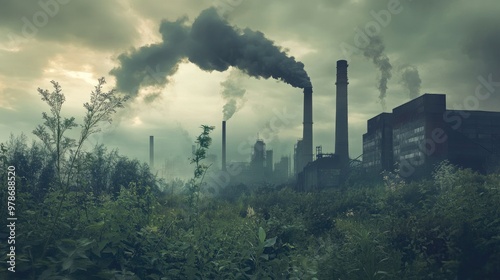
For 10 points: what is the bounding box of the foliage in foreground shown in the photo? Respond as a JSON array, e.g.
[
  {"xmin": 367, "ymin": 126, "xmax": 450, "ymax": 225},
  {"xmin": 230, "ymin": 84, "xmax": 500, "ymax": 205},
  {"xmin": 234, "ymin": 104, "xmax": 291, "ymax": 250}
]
[
  {"xmin": 1, "ymin": 80, "xmax": 499, "ymax": 279},
  {"xmin": 2, "ymin": 144, "xmax": 500, "ymax": 279}
]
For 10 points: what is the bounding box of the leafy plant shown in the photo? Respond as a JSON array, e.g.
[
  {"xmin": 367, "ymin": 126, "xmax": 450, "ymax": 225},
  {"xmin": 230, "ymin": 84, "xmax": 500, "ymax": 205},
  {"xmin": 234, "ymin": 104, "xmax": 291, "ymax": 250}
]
[
  {"xmin": 2, "ymin": 114, "xmax": 500, "ymax": 279},
  {"xmin": 32, "ymin": 78, "xmax": 127, "ymax": 257},
  {"xmin": 187, "ymin": 125, "xmax": 215, "ymax": 218}
]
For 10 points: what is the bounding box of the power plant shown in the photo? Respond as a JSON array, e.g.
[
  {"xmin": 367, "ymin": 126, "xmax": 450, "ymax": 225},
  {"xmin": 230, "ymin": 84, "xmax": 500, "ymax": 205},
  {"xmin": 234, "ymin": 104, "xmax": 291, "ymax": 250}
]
[
  {"xmin": 150, "ymin": 59, "xmax": 354, "ymax": 190},
  {"xmin": 209, "ymin": 59, "xmax": 353, "ymax": 190},
  {"xmin": 296, "ymin": 60, "xmax": 352, "ymax": 191},
  {"xmin": 148, "ymin": 59, "xmax": 500, "ymax": 191}
]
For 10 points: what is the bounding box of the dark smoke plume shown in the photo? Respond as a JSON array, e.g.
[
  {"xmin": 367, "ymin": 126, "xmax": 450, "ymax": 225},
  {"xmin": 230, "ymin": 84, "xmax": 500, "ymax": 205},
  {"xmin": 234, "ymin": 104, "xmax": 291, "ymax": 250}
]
[
  {"xmin": 110, "ymin": 8, "xmax": 311, "ymax": 97},
  {"xmin": 221, "ymin": 69, "xmax": 246, "ymax": 120},
  {"xmin": 362, "ymin": 35, "xmax": 392, "ymax": 110},
  {"xmin": 398, "ymin": 65, "xmax": 422, "ymax": 99}
]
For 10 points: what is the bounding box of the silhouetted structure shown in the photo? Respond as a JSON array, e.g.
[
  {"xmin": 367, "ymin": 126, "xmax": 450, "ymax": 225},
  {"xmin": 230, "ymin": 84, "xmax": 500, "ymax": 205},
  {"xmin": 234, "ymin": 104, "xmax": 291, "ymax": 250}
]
[
  {"xmin": 446, "ymin": 110, "xmax": 500, "ymax": 172},
  {"xmin": 274, "ymin": 156, "xmax": 290, "ymax": 182},
  {"xmin": 265, "ymin": 150, "xmax": 273, "ymax": 177},
  {"xmin": 213, "ymin": 138, "xmax": 289, "ymax": 186},
  {"xmin": 298, "ymin": 60, "xmax": 351, "ymax": 191},
  {"xmin": 294, "ymin": 139, "xmax": 303, "ymax": 177},
  {"xmin": 363, "ymin": 93, "xmax": 500, "ymax": 177},
  {"xmin": 222, "ymin": 120, "xmax": 227, "ymax": 171},
  {"xmin": 251, "ymin": 139, "xmax": 266, "ymax": 169},
  {"xmin": 335, "ymin": 60, "xmax": 349, "ymax": 167},
  {"xmin": 149, "ymin": 136, "xmax": 154, "ymax": 168},
  {"xmin": 363, "ymin": 113, "xmax": 394, "ymax": 173},
  {"xmin": 295, "ymin": 87, "xmax": 314, "ymax": 176}
]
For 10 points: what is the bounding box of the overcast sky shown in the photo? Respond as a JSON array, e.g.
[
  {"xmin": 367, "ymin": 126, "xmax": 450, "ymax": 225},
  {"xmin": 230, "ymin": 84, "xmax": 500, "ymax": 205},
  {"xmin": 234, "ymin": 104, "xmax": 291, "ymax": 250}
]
[{"xmin": 1, "ymin": 0, "xmax": 499, "ymax": 179}]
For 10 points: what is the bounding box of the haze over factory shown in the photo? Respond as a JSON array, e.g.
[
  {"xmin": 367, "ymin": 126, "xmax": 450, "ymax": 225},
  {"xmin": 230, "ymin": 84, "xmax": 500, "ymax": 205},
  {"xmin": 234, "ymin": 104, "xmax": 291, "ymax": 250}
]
[{"xmin": 1, "ymin": 1, "xmax": 499, "ymax": 187}]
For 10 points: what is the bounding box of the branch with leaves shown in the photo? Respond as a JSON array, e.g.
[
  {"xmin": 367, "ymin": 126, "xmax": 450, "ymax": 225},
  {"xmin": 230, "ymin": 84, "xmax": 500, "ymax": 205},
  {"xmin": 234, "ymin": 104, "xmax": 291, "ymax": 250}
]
[
  {"xmin": 187, "ymin": 125, "xmax": 215, "ymax": 220},
  {"xmin": 34, "ymin": 77, "xmax": 128, "ymax": 257}
]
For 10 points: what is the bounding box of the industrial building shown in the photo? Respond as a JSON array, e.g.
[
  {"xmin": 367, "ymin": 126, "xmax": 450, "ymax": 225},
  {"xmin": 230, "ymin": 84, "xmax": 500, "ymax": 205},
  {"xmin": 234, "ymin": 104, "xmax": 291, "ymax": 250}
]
[
  {"xmin": 362, "ymin": 113, "xmax": 393, "ymax": 172},
  {"xmin": 150, "ymin": 59, "xmax": 499, "ymax": 191},
  {"xmin": 274, "ymin": 156, "xmax": 290, "ymax": 183},
  {"xmin": 219, "ymin": 119, "xmax": 292, "ymax": 186},
  {"xmin": 249, "ymin": 138, "xmax": 266, "ymax": 179},
  {"xmin": 296, "ymin": 60, "xmax": 351, "ymax": 191},
  {"xmin": 363, "ymin": 94, "xmax": 500, "ymax": 178},
  {"xmin": 294, "ymin": 87, "xmax": 314, "ymax": 176}
]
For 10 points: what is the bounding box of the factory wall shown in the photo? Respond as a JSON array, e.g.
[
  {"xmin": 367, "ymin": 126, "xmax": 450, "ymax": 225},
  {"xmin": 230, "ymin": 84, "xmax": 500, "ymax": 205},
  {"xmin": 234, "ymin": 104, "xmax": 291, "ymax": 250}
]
[
  {"xmin": 447, "ymin": 110, "xmax": 500, "ymax": 173},
  {"xmin": 362, "ymin": 94, "xmax": 500, "ymax": 178},
  {"xmin": 392, "ymin": 94, "xmax": 447, "ymax": 177},
  {"xmin": 363, "ymin": 113, "xmax": 393, "ymax": 173}
]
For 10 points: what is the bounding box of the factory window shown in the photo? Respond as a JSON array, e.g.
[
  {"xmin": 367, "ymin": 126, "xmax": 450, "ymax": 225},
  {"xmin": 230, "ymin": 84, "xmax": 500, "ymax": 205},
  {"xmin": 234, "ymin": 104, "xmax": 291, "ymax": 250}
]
[
  {"xmin": 401, "ymin": 151, "xmax": 424, "ymax": 161},
  {"xmin": 364, "ymin": 141, "xmax": 376, "ymax": 149},
  {"xmin": 407, "ymin": 135, "xmax": 425, "ymax": 143}
]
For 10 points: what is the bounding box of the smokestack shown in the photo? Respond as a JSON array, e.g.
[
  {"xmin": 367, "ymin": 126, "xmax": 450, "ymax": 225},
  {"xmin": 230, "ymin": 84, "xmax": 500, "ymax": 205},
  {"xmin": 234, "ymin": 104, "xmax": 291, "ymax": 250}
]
[
  {"xmin": 222, "ymin": 120, "xmax": 227, "ymax": 171},
  {"xmin": 302, "ymin": 87, "xmax": 313, "ymax": 169},
  {"xmin": 149, "ymin": 135, "xmax": 154, "ymax": 169},
  {"xmin": 335, "ymin": 60, "xmax": 349, "ymax": 166}
]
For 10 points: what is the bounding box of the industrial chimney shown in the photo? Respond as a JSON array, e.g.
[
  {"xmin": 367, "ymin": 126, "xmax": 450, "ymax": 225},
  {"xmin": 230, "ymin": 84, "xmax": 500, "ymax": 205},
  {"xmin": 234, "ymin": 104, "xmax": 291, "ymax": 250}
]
[
  {"xmin": 302, "ymin": 87, "xmax": 313, "ymax": 170},
  {"xmin": 222, "ymin": 120, "xmax": 227, "ymax": 171},
  {"xmin": 335, "ymin": 60, "xmax": 349, "ymax": 166},
  {"xmin": 149, "ymin": 135, "xmax": 154, "ymax": 169}
]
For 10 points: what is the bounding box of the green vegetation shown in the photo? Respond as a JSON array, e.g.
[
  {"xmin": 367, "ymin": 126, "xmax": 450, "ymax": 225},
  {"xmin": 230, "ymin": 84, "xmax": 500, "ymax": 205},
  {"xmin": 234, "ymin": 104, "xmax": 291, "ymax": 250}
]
[{"xmin": 1, "ymin": 80, "xmax": 500, "ymax": 279}]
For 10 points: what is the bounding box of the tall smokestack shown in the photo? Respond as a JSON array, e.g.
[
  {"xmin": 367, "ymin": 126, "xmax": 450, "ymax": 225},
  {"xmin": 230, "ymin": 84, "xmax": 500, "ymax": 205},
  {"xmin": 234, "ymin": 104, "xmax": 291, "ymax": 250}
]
[
  {"xmin": 302, "ymin": 87, "xmax": 313, "ymax": 170},
  {"xmin": 222, "ymin": 120, "xmax": 227, "ymax": 171},
  {"xmin": 149, "ymin": 135, "xmax": 154, "ymax": 169},
  {"xmin": 335, "ymin": 60, "xmax": 349, "ymax": 166}
]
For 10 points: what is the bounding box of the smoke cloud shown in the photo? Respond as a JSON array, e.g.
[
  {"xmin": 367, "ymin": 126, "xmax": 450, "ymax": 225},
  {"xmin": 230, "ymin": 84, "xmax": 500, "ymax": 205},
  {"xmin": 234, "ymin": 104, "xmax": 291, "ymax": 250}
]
[
  {"xmin": 110, "ymin": 7, "xmax": 311, "ymax": 98},
  {"xmin": 221, "ymin": 69, "xmax": 246, "ymax": 120},
  {"xmin": 398, "ymin": 65, "xmax": 422, "ymax": 99},
  {"xmin": 361, "ymin": 35, "xmax": 392, "ymax": 110}
]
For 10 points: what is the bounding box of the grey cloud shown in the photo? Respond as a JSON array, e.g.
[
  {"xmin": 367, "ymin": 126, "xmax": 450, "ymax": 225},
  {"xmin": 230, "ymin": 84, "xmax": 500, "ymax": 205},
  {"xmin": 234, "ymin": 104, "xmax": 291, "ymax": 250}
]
[
  {"xmin": 0, "ymin": 0, "xmax": 138, "ymax": 50},
  {"xmin": 2, "ymin": 0, "xmax": 500, "ymax": 162}
]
